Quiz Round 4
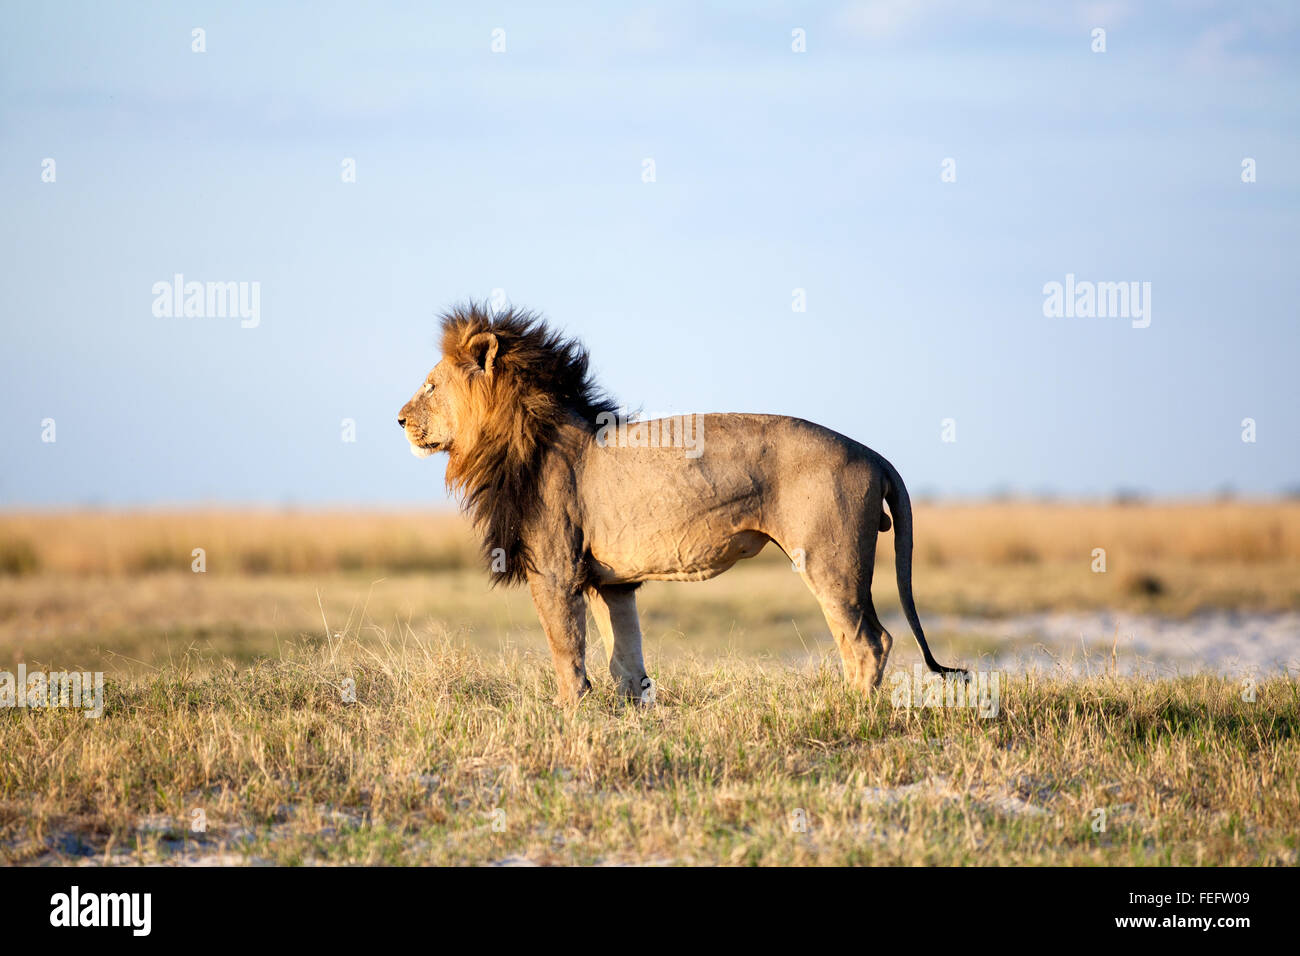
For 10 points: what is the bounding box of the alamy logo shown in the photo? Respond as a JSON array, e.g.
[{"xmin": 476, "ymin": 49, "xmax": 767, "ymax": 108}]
[
  {"xmin": 1042, "ymin": 273, "xmax": 1151, "ymax": 328},
  {"xmin": 890, "ymin": 664, "xmax": 1001, "ymax": 717},
  {"xmin": 50, "ymin": 886, "xmax": 151, "ymax": 936},
  {"xmin": 1, "ymin": 665, "xmax": 104, "ymax": 718},
  {"xmin": 595, "ymin": 408, "xmax": 705, "ymax": 459},
  {"xmin": 151, "ymin": 274, "xmax": 260, "ymax": 328}
]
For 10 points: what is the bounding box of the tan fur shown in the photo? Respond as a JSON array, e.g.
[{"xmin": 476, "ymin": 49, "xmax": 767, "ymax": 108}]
[{"xmin": 400, "ymin": 304, "xmax": 962, "ymax": 705}]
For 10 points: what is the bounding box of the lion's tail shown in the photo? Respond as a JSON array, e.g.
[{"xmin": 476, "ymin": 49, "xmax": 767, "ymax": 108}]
[{"xmin": 880, "ymin": 457, "xmax": 965, "ymax": 676}]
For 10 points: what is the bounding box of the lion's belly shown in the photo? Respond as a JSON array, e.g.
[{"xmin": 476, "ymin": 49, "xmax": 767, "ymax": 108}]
[
  {"xmin": 580, "ymin": 430, "xmax": 774, "ymax": 584},
  {"xmin": 589, "ymin": 528, "xmax": 770, "ymax": 584}
]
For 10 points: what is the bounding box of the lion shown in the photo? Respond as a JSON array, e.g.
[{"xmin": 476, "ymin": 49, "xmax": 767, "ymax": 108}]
[{"xmin": 399, "ymin": 303, "xmax": 963, "ymax": 705}]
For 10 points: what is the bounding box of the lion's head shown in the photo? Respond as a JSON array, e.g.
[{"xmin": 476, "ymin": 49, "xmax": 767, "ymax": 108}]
[
  {"xmin": 398, "ymin": 360, "xmax": 458, "ymax": 459},
  {"xmin": 399, "ymin": 303, "xmax": 616, "ymax": 583}
]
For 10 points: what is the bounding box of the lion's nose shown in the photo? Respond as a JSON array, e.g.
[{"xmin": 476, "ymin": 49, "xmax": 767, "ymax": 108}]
[{"xmin": 397, "ymin": 417, "xmax": 406, "ymax": 428}]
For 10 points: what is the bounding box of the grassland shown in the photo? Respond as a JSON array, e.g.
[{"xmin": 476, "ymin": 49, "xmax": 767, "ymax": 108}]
[
  {"xmin": 1, "ymin": 502, "xmax": 1298, "ymax": 865},
  {"xmin": 2, "ymin": 501, "xmax": 1299, "ymax": 668},
  {"xmin": 5, "ymin": 501, "xmax": 1300, "ymax": 581},
  {"xmin": 1, "ymin": 635, "xmax": 1295, "ymax": 866}
]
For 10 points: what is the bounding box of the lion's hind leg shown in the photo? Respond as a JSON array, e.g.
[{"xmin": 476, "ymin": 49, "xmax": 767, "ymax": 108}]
[
  {"xmin": 795, "ymin": 549, "xmax": 893, "ymax": 694},
  {"xmin": 816, "ymin": 597, "xmax": 893, "ymax": 694}
]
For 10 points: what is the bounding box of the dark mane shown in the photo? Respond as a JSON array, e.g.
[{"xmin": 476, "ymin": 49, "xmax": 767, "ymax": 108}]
[{"xmin": 439, "ymin": 302, "xmax": 617, "ymax": 585}]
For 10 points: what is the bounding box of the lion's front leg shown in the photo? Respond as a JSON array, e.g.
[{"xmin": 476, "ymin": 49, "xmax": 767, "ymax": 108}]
[
  {"xmin": 528, "ymin": 575, "xmax": 591, "ymax": 706},
  {"xmin": 588, "ymin": 585, "xmax": 653, "ymax": 704}
]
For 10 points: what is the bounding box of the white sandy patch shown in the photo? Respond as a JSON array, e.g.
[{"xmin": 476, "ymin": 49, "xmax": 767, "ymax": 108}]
[{"xmin": 883, "ymin": 610, "xmax": 1300, "ymax": 677}]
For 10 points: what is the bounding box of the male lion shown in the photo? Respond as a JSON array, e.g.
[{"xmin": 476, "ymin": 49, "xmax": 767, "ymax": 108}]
[{"xmin": 399, "ymin": 304, "xmax": 962, "ymax": 705}]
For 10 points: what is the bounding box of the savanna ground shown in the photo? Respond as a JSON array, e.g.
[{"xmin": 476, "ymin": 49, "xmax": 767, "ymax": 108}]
[{"xmin": 1, "ymin": 502, "xmax": 1298, "ymax": 865}]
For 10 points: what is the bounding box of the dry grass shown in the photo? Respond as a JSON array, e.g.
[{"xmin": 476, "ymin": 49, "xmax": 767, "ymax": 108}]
[
  {"xmin": 895, "ymin": 500, "xmax": 1300, "ymax": 566},
  {"xmin": 0, "ymin": 510, "xmax": 478, "ymax": 576},
  {"xmin": 1, "ymin": 631, "xmax": 1295, "ymax": 866},
  {"xmin": 2, "ymin": 506, "xmax": 1298, "ymax": 641},
  {"xmin": 2, "ymin": 503, "xmax": 1297, "ymax": 866},
  {"xmin": 3, "ymin": 501, "xmax": 1299, "ymax": 577}
]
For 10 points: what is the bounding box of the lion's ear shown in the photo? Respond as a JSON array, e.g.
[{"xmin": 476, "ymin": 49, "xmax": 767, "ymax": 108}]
[{"xmin": 466, "ymin": 332, "xmax": 499, "ymax": 379}]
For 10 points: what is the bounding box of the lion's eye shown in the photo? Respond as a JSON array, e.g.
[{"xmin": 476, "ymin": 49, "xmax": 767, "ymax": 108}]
[{"xmin": 423, "ymin": 383, "xmax": 434, "ymax": 395}]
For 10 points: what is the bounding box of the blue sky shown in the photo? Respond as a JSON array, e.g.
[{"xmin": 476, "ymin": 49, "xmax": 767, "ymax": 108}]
[{"xmin": 1, "ymin": 1, "xmax": 1297, "ymax": 506}]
